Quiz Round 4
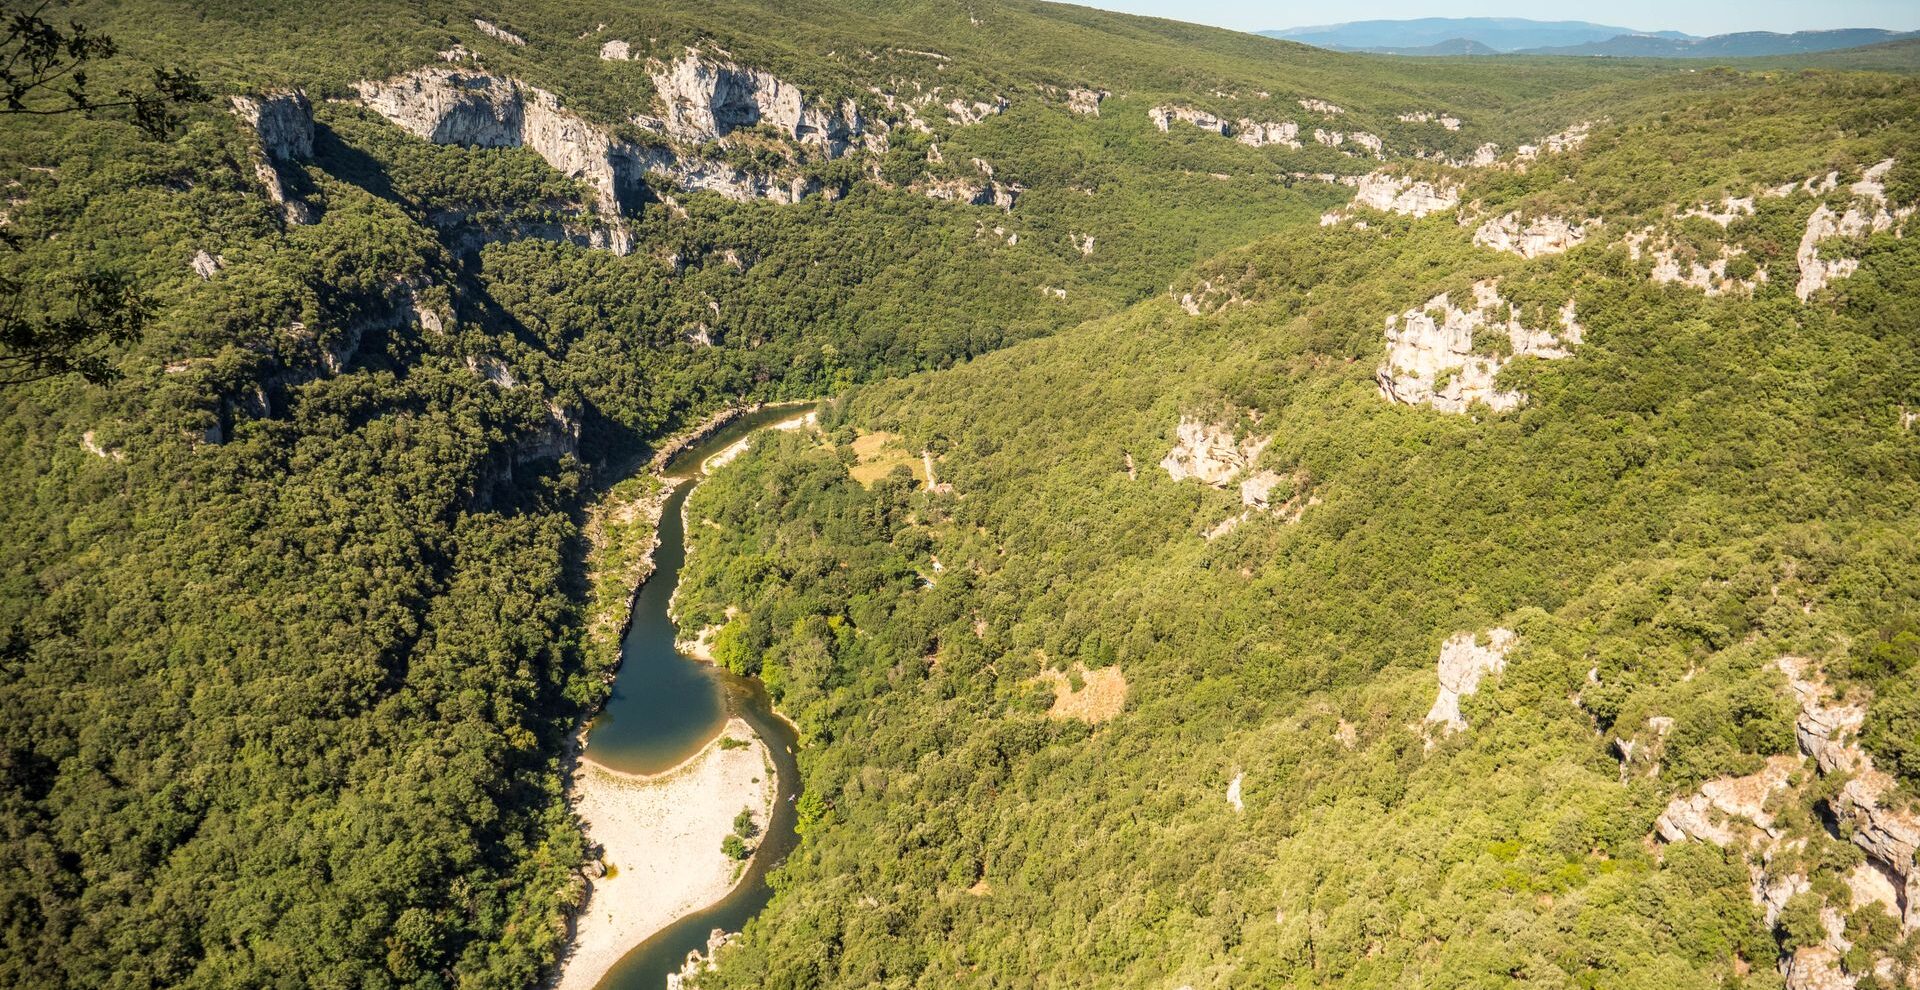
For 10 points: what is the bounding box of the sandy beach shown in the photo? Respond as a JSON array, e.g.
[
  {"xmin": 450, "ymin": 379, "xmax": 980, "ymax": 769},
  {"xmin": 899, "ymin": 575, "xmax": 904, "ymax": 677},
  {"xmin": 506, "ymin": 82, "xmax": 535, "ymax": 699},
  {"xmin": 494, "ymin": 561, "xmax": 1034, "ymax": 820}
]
[{"xmin": 554, "ymin": 718, "xmax": 776, "ymax": 990}]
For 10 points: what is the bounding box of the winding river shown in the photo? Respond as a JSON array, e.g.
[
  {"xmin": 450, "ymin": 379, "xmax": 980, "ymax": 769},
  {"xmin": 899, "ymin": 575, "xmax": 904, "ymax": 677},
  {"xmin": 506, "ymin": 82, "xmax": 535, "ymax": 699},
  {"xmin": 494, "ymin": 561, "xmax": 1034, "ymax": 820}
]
[{"xmin": 585, "ymin": 406, "xmax": 805, "ymax": 990}]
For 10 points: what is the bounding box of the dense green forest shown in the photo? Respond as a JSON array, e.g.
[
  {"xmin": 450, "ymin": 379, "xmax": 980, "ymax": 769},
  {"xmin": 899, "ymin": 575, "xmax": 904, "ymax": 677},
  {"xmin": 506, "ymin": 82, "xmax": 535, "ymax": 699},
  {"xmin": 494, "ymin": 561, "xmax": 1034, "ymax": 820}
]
[
  {"xmin": 671, "ymin": 68, "xmax": 1920, "ymax": 990},
  {"xmin": 1, "ymin": 0, "xmax": 1917, "ymax": 988}
]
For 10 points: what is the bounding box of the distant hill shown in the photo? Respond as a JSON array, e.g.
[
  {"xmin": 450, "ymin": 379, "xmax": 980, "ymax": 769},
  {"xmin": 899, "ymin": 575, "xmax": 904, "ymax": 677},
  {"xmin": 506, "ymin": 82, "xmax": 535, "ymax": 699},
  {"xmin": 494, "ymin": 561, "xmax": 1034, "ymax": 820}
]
[
  {"xmin": 1520, "ymin": 28, "xmax": 1920, "ymax": 57},
  {"xmin": 1730, "ymin": 35, "xmax": 1920, "ymax": 73},
  {"xmin": 1260, "ymin": 17, "xmax": 1681, "ymax": 53},
  {"xmin": 1362, "ymin": 38, "xmax": 1501, "ymax": 57}
]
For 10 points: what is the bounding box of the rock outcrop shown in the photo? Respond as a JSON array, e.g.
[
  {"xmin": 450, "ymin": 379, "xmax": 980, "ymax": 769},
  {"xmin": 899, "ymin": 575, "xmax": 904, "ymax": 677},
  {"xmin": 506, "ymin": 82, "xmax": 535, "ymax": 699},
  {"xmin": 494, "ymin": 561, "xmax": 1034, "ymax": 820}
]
[
  {"xmin": 922, "ymin": 178, "xmax": 1019, "ymax": 210},
  {"xmin": 472, "ymin": 18, "xmax": 526, "ymax": 46},
  {"xmin": 1624, "ymin": 230, "xmax": 1767, "ymax": 297},
  {"xmin": 1653, "ymin": 755, "xmax": 1800, "ymax": 847},
  {"xmin": 650, "ymin": 52, "xmax": 865, "ymax": 156},
  {"xmin": 1515, "ymin": 122, "xmax": 1590, "ymax": 162},
  {"xmin": 1066, "ymin": 88, "xmax": 1106, "ymax": 116},
  {"xmin": 1795, "ymin": 160, "xmax": 1912, "ymax": 302},
  {"xmin": 1236, "ymin": 119, "xmax": 1300, "ymax": 148},
  {"xmin": 1349, "ymin": 171, "xmax": 1460, "ymax": 218},
  {"xmin": 1160, "ymin": 416, "xmax": 1269, "ymax": 487},
  {"xmin": 1149, "ymin": 104, "xmax": 1229, "ymax": 135},
  {"xmin": 1424, "ymin": 628, "xmax": 1517, "ymax": 741},
  {"xmin": 1398, "ymin": 111, "xmax": 1462, "ymax": 131},
  {"xmin": 1649, "ymin": 656, "xmax": 1918, "ymax": 988},
  {"xmin": 1376, "ymin": 280, "xmax": 1582, "ymax": 414},
  {"xmin": 356, "ymin": 65, "xmax": 845, "ymax": 247},
  {"xmin": 229, "ymin": 90, "xmax": 316, "ymax": 224},
  {"xmin": 1149, "ymin": 105, "xmax": 1304, "ymax": 149},
  {"xmin": 1777, "ymin": 656, "xmax": 1919, "ymax": 932},
  {"xmin": 665, "ymin": 929, "xmax": 737, "ymax": 990},
  {"xmin": 1299, "ymin": 98, "xmax": 1343, "ymax": 116},
  {"xmin": 191, "ymin": 250, "xmax": 224, "ymax": 280},
  {"xmin": 1472, "ymin": 213, "xmax": 1596, "ymax": 258},
  {"xmin": 230, "ymin": 90, "xmax": 313, "ymax": 161},
  {"xmin": 1683, "ymin": 196, "xmax": 1756, "ymax": 227}
]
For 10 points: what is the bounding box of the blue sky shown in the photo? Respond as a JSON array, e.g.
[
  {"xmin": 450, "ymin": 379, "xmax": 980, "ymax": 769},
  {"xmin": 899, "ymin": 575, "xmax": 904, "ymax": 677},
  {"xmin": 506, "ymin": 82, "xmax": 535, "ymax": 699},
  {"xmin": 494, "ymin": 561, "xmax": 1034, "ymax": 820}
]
[{"xmin": 1073, "ymin": 1, "xmax": 1920, "ymax": 36}]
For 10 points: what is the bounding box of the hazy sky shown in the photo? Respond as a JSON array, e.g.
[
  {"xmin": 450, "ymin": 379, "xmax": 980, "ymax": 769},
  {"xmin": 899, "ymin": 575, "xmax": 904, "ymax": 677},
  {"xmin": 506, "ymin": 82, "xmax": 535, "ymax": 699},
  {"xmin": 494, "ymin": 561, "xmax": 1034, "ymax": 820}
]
[{"xmin": 1072, "ymin": 1, "xmax": 1920, "ymax": 36}]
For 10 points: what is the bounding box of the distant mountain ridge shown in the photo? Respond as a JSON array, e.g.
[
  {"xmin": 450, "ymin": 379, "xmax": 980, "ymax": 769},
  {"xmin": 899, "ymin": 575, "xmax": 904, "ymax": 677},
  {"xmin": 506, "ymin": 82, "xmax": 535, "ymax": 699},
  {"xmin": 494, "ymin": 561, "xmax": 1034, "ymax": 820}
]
[
  {"xmin": 1518, "ymin": 28, "xmax": 1920, "ymax": 58},
  {"xmin": 1261, "ymin": 17, "xmax": 1679, "ymax": 52},
  {"xmin": 1263, "ymin": 17, "xmax": 1918, "ymax": 59}
]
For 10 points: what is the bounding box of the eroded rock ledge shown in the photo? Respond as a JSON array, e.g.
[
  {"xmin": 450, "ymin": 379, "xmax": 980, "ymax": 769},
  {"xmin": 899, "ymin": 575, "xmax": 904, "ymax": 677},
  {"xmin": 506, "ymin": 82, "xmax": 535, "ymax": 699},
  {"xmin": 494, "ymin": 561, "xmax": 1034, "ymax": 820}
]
[
  {"xmin": 1376, "ymin": 280, "xmax": 1582, "ymax": 415},
  {"xmin": 1652, "ymin": 656, "xmax": 1919, "ymax": 989}
]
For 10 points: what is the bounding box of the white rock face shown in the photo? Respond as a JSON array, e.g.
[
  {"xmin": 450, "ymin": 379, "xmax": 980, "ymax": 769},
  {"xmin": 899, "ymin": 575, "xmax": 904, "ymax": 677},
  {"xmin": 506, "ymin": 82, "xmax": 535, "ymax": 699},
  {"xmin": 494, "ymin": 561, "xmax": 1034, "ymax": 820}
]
[
  {"xmin": 229, "ymin": 90, "xmax": 313, "ymax": 161},
  {"xmin": 1234, "ymin": 119, "xmax": 1300, "ymax": 148},
  {"xmin": 1150, "ymin": 105, "xmax": 1301, "ymax": 148},
  {"xmin": 1348, "ymin": 132, "xmax": 1383, "ymax": 156},
  {"xmin": 1350, "ymin": 172, "xmax": 1460, "ymax": 218},
  {"xmin": 1514, "ymin": 122, "xmax": 1590, "ymax": 162},
  {"xmin": 1682, "ymin": 196, "xmax": 1756, "ymax": 227},
  {"xmin": 598, "ymin": 39, "xmax": 631, "ymax": 61},
  {"xmin": 1066, "ymin": 88, "xmax": 1106, "ymax": 116},
  {"xmin": 473, "ymin": 18, "xmax": 526, "ymax": 46},
  {"xmin": 229, "ymin": 90, "xmax": 316, "ymax": 224},
  {"xmin": 1226, "ymin": 773, "xmax": 1244, "ymax": 812},
  {"xmin": 355, "ymin": 65, "xmax": 824, "ymax": 242},
  {"xmin": 1299, "ymin": 98, "xmax": 1343, "ymax": 116},
  {"xmin": 1472, "ymin": 213, "xmax": 1596, "ymax": 258},
  {"xmin": 1424, "ymin": 628, "xmax": 1516, "ymax": 740},
  {"xmin": 1777, "ymin": 656, "xmax": 1920, "ymax": 932},
  {"xmin": 1237, "ymin": 470, "xmax": 1288, "ymax": 510},
  {"xmin": 1376, "ymin": 280, "xmax": 1581, "ymax": 414},
  {"xmin": 1794, "ymin": 163, "xmax": 1912, "ymax": 301},
  {"xmin": 1398, "ymin": 111, "xmax": 1462, "ymax": 131},
  {"xmin": 665, "ymin": 928, "xmax": 737, "ymax": 990},
  {"xmin": 1653, "ymin": 755, "xmax": 1800, "ymax": 846},
  {"xmin": 1161, "ymin": 417, "xmax": 1269, "ymax": 487},
  {"xmin": 922, "ymin": 178, "xmax": 1019, "ymax": 210},
  {"xmin": 1149, "ymin": 104, "xmax": 1229, "ymax": 135},
  {"xmin": 191, "ymin": 249, "xmax": 224, "ymax": 280},
  {"xmin": 1626, "ymin": 230, "xmax": 1767, "ymax": 297},
  {"xmin": 651, "ymin": 53, "xmax": 864, "ymax": 156}
]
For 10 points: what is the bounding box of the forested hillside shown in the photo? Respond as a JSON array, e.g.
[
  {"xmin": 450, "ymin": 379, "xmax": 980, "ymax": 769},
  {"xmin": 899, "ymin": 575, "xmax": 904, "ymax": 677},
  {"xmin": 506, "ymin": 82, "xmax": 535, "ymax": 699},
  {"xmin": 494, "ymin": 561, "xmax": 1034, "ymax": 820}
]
[
  {"xmin": 673, "ymin": 68, "xmax": 1920, "ymax": 990},
  {"xmin": 1, "ymin": 1, "xmax": 1916, "ymax": 989}
]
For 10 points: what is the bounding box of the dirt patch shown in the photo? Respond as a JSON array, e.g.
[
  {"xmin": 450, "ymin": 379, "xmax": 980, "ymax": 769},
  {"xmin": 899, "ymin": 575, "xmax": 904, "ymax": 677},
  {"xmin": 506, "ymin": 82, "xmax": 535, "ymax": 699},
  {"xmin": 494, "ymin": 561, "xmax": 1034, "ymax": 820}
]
[
  {"xmin": 847, "ymin": 430, "xmax": 929, "ymax": 488},
  {"xmin": 1036, "ymin": 662, "xmax": 1129, "ymax": 723}
]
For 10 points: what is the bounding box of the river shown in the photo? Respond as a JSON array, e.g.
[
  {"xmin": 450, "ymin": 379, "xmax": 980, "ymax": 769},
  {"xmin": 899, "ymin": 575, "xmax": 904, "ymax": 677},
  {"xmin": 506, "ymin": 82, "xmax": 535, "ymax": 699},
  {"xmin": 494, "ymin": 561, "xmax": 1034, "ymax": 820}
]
[{"xmin": 584, "ymin": 405, "xmax": 806, "ymax": 990}]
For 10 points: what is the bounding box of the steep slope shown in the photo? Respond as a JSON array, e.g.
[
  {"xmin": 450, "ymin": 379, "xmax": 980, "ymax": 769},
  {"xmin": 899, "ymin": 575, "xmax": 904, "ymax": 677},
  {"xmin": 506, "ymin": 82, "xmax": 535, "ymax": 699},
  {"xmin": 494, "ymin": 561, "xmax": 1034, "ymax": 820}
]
[
  {"xmin": 0, "ymin": 3, "xmax": 1741, "ymax": 989},
  {"xmin": 671, "ymin": 66, "xmax": 1920, "ymax": 989}
]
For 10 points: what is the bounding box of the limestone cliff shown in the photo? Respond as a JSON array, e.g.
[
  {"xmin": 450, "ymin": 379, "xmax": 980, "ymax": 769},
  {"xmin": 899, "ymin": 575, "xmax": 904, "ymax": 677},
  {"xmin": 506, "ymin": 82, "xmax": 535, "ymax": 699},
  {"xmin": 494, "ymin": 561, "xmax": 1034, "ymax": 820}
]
[
  {"xmin": 228, "ymin": 90, "xmax": 316, "ymax": 224},
  {"xmin": 1376, "ymin": 280, "xmax": 1581, "ymax": 414},
  {"xmin": 1473, "ymin": 213, "xmax": 1596, "ymax": 258},
  {"xmin": 1349, "ymin": 171, "xmax": 1460, "ymax": 218},
  {"xmin": 1794, "ymin": 160, "xmax": 1912, "ymax": 301},
  {"xmin": 650, "ymin": 52, "xmax": 865, "ymax": 157}
]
